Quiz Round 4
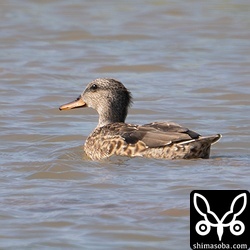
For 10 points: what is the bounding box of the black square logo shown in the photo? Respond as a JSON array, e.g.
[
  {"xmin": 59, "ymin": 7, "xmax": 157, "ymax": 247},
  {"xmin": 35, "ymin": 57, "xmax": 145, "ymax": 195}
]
[{"xmin": 190, "ymin": 190, "xmax": 249, "ymax": 250}]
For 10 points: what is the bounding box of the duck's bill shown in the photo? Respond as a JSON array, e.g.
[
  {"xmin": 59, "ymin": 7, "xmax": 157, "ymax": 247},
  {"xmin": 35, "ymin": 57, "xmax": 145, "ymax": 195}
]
[{"xmin": 59, "ymin": 96, "xmax": 86, "ymax": 110}]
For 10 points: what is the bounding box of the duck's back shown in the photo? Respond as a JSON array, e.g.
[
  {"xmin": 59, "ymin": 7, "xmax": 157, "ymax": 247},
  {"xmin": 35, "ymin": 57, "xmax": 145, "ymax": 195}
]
[{"xmin": 84, "ymin": 122, "xmax": 221, "ymax": 160}]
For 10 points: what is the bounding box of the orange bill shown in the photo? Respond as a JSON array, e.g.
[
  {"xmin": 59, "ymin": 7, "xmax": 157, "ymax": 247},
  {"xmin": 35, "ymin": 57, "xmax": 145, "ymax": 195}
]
[{"xmin": 59, "ymin": 96, "xmax": 86, "ymax": 110}]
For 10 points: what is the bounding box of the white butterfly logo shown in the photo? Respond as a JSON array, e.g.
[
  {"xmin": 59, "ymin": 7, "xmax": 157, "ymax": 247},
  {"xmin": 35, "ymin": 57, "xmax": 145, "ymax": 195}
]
[{"xmin": 193, "ymin": 192, "xmax": 247, "ymax": 241}]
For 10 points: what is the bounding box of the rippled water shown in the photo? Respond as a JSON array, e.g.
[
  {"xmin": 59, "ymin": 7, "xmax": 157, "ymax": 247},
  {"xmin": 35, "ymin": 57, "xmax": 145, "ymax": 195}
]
[{"xmin": 1, "ymin": 0, "xmax": 250, "ymax": 249}]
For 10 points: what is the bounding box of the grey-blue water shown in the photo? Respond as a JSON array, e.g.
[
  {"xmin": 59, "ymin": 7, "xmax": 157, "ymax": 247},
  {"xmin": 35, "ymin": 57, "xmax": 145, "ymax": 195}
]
[{"xmin": 0, "ymin": 0, "xmax": 249, "ymax": 249}]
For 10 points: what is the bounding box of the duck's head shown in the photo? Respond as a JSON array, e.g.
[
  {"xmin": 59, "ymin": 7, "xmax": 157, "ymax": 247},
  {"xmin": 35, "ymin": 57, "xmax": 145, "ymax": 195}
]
[{"xmin": 59, "ymin": 78, "xmax": 132, "ymax": 127}]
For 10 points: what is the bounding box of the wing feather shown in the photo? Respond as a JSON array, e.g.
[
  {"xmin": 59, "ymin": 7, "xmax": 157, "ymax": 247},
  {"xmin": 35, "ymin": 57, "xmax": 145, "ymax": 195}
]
[{"xmin": 119, "ymin": 122, "xmax": 200, "ymax": 148}]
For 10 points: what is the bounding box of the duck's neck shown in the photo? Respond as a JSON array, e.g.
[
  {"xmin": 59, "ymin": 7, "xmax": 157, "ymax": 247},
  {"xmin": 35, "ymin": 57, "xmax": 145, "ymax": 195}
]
[{"xmin": 97, "ymin": 105, "xmax": 128, "ymax": 128}]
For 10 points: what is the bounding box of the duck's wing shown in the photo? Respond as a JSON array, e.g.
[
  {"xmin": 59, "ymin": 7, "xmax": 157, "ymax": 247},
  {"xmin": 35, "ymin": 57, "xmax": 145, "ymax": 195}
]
[{"xmin": 120, "ymin": 122, "xmax": 200, "ymax": 148}]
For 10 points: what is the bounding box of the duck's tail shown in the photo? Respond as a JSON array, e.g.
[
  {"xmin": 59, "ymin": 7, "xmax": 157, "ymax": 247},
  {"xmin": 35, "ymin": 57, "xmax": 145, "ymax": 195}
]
[
  {"xmin": 177, "ymin": 134, "xmax": 222, "ymax": 159},
  {"xmin": 178, "ymin": 134, "xmax": 222, "ymax": 146},
  {"xmin": 201, "ymin": 134, "xmax": 222, "ymax": 145}
]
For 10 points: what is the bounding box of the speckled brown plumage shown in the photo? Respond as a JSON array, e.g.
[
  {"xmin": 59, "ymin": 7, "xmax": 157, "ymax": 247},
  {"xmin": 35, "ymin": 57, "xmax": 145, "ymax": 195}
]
[{"xmin": 59, "ymin": 78, "xmax": 221, "ymax": 161}]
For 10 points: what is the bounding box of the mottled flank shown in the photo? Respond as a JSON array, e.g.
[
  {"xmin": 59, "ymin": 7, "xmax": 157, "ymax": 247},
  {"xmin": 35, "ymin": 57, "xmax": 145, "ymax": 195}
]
[{"xmin": 60, "ymin": 78, "xmax": 221, "ymax": 161}]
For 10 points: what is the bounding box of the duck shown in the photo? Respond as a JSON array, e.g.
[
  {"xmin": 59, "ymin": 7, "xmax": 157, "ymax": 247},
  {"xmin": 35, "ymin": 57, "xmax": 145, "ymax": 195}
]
[{"xmin": 59, "ymin": 78, "xmax": 221, "ymax": 161}]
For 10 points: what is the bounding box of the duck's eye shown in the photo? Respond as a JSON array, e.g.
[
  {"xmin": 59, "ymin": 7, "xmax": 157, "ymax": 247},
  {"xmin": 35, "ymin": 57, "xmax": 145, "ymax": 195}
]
[{"xmin": 90, "ymin": 84, "xmax": 98, "ymax": 91}]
